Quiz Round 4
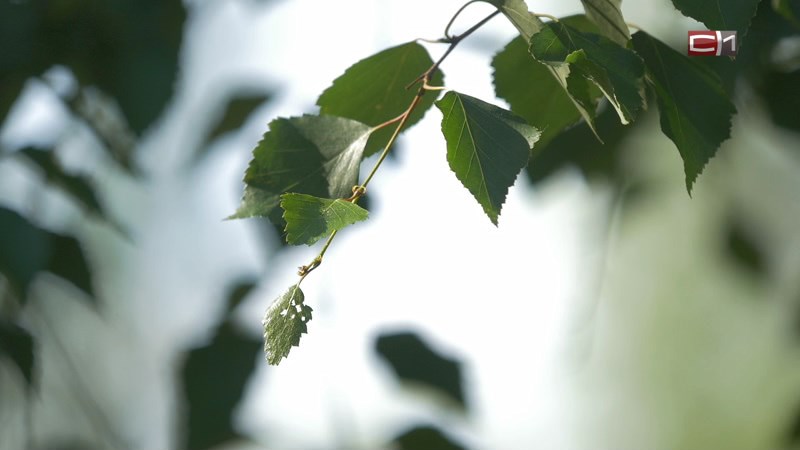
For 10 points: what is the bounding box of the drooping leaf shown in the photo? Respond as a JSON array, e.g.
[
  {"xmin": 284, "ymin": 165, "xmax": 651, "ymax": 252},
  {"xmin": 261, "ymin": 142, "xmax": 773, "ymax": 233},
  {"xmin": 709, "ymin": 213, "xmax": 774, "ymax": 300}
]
[
  {"xmin": 0, "ymin": 207, "xmax": 51, "ymax": 301},
  {"xmin": 0, "ymin": 321, "xmax": 35, "ymax": 392},
  {"xmin": 317, "ymin": 42, "xmax": 444, "ymax": 156},
  {"xmin": 484, "ymin": 2, "xmax": 604, "ymax": 136},
  {"xmin": 529, "ymin": 21, "xmax": 646, "ymax": 125},
  {"xmin": 375, "ymin": 332, "xmax": 466, "ymax": 408},
  {"xmin": 46, "ymin": 235, "xmax": 96, "ymax": 302},
  {"xmin": 18, "ymin": 148, "xmax": 108, "ymax": 221},
  {"xmin": 631, "ymin": 31, "xmax": 736, "ymax": 192},
  {"xmin": 280, "ymin": 193, "xmax": 368, "ymax": 246},
  {"xmin": 393, "ymin": 425, "xmax": 467, "ymax": 450},
  {"xmin": 670, "ymin": 0, "xmax": 761, "ymax": 36},
  {"xmin": 435, "ymin": 91, "xmax": 539, "ymax": 225},
  {"xmin": 492, "ymin": 35, "xmax": 583, "ymax": 149},
  {"xmin": 263, "ymin": 284, "xmax": 312, "ymax": 365},
  {"xmin": 229, "ymin": 115, "xmax": 372, "ymax": 222},
  {"xmin": 180, "ymin": 322, "xmax": 261, "ymax": 450},
  {"xmin": 580, "ymin": 0, "xmax": 631, "ymax": 45}
]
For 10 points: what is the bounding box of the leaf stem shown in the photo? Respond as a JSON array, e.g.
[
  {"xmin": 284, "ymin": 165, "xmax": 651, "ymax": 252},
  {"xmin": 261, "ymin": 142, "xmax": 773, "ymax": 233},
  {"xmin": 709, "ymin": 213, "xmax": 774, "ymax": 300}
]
[
  {"xmin": 294, "ymin": 7, "xmax": 499, "ymax": 284},
  {"xmin": 443, "ymin": 0, "xmax": 484, "ymax": 40}
]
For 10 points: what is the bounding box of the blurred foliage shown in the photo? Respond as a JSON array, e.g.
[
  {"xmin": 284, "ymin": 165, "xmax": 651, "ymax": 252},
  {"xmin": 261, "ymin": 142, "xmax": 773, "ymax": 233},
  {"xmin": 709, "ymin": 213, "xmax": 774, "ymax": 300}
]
[
  {"xmin": 724, "ymin": 216, "xmax": 768, "ymax": 279},
  {"xmin": 0, "ymin": 207, "xmax": 95, "ymax": 304},
  {"xmin": 179, "ymin": 281, "xmax": 261, "ymax": 450},
  {"xmin": 197, "ymin": 91, "xmax": 272, "ymax": 162},
  {"xmin": 392, "ymin": 424, "xmax": 467, "ymax": 450},
  {"xmin": 375, "ymin": 331, "xmax": 466, "ymax": 409},
  {"xmin": 0, "ymin": 320, "xmax": 35, "ymax": 391},
  {"xmin": 0, "ymin": 0, "xmax": 185, "ymax": 135}
]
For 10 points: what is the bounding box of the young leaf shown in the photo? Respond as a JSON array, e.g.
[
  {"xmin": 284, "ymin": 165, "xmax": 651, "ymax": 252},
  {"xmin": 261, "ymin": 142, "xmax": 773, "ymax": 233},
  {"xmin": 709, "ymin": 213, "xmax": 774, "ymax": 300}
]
[
  {"xmin": 280, "ymin": 193, "xmax": 368, "ymax": 246},
  {"xmin": 317, "ymin": 42, "xmax": 444, "ymax": 156},
  {"xmin": 671, "ymin": 0, "xmax": 761, "ymax": 36},
  {"xmin": 580, "ymin": 0, "xmax": 631, "ymax": 46},
  {"xmin": 435, "ymin": 91, "xmax": 539, "ymax": 225},
  {"xmin": 492, "ymin": 36, "xmax": 583, "ymax": 149},
  {"xmin": 0, "ymin": 321, "xmax": 35, "ymax": 392},
  {"xmin": 229, "ymin": 115, "xmax": 372, "ymax": 222},
  {"xmin": 263, "ymin": 284, "xmax": 312, "ymax": 365},
  {"xmin": 631, "ymin": 31, "xmax": 736, "ymax": 192},
  {"xmin": 529, "ymin": 21, "xmax": 646, "ymax": 125}
]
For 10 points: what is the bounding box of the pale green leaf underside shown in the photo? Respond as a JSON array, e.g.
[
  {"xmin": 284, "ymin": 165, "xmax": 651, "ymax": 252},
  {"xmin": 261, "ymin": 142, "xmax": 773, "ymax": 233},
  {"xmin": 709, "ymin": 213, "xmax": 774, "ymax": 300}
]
[
  {"xmin": 281, "ymin": 193, "xmax": 368, "ymax": 245},
  {"xmin": 580, "ymin": 0, "xmax": 631, "ymax": 46},
  {"xmin": 529, "ymin": 21, "xmax": 646, "ymax": 125},
  {"xmin": 631, "ymin": 31, "xmax": 735, "ymax": 193},
  {"xmin": 317, "ymin": 42, "xmax": 444, "ymax": 156},
  {"xmin": 263, "ymin": 284, "xmax": 313, "ymax": 365},
  {"xmin": 229, "ymin": 115, "xmax": 372, "ymax": 222},
  {"xmin": 435, "ymin": 91, "xmax": 539, "ymax": 225}
]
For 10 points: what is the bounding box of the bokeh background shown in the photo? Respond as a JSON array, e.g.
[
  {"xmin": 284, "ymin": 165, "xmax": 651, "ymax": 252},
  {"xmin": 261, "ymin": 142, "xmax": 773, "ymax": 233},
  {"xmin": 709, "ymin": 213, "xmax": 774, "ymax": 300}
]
[{"xmin": 1, "ymin": 0, "xmax": 800, "ymax": 449}]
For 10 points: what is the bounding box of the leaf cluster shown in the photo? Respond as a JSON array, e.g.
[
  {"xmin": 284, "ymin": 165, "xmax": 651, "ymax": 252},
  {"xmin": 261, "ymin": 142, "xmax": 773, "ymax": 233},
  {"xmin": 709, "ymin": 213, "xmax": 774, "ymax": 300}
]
[{"xmin": 230, "ymin": 0, "xmax": 784, "ymax": 365}]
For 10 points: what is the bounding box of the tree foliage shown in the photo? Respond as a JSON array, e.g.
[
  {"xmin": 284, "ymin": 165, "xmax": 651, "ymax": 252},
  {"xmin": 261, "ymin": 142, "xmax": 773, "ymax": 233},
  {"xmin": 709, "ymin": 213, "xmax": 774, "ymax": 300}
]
[{"xmin": 229, "ymin": 0, "xmax": 766, "ymax": 365}]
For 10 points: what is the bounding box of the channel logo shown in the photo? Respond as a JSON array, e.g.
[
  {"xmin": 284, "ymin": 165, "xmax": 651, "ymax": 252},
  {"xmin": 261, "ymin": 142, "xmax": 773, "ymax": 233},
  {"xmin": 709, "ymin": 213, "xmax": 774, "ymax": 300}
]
[{"xmin": 688, "ymin": 31, "xmax": 737, "ymax": 56}]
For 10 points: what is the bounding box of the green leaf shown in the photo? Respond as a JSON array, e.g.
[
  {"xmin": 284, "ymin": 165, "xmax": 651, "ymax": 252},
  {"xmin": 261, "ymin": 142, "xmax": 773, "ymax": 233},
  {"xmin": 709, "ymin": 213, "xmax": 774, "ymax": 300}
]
[
  {"xmin": 280, "ymin": 193, "xmax": 368, "ymax": 246},
  {"xmin": 0, "ymin": 321, "xmax": 35, "ymax": 392},
  {"xmin": 484, "ymin": 4, "xmax": 605, "ymax": 137},
  {"xmin": 18, "ymin": 148, "xmax": 108, "ymax": 221},
  {"xmin": 375, "ymin": 332, "xmax": 466, "ymax": 408},
  {"xmin": 671, "ymin": 0, "xmax": 761, "ymax": 36},
  {"xmin": 529, "ymin": 21, "xmax": 646, "ymax": 125},
  {"xmin": 180, "ymin": 321, "xmax": 261, "ymax": 450},
  {"xmin": 435, "ymin": 91, "xmax": 539, "ymax": 225},
  {"xmin": 317, "ymin": 42, "xmax": 444, "ymax": 156},
  {"xmin": 229, "ymin": 115, "xmax": 372, "ymax": 222},
  {"xmin": 631, "ymin": 31, "xmax": 736, "ymax": 192},
  {"xmin": 492, "ymin": 35, "xmax": 583, "ymax": 149},
  {"xmin": 525, "ymin": 103, "xmax": 633, "ymax": 186},
  {"xmin": 580, "ymin": 0, "xmax": 631, "ymax": 45},
  {"xmin": 481, "ymin": 0, "xmax": 545, "ymax": 39},
  {"xmin": 263, "ymin": 284, "xmax": 312, "ymax": 365}
]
